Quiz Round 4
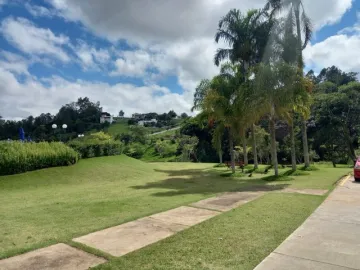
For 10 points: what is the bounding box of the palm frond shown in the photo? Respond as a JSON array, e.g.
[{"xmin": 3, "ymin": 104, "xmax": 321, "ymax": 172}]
[
  {"xmin": 301, "ymin": 7, "xmax": 313, "ymax": 49},
  {"xmin": 214, "ymin": 49, "xmax": 233, "ymax": 66}
]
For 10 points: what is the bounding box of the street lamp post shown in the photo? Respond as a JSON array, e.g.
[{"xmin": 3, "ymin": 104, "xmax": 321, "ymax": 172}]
[{"xmin": 52, "ymin": 123, "xmax": 67, "ymax": 142}]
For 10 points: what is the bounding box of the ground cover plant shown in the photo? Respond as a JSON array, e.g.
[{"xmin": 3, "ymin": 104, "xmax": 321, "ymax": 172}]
[
  {"xmin": 0, "ymin": 141, "xmax": 78, "ymax": 176},
  {"xmin": 0, "ymin": 156, "xmax": 350, "ymax": 259}
]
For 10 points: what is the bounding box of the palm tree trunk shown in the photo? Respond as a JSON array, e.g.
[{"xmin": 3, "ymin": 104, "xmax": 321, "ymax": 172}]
[
  {"xmin": 290, "ymin": 120, "xmax": 297, "ymax": 171},
  {"xmin": 229, "ymin": 134, "xmax": 235, "ymax": 173},
  {"xmin": 251, "ymin": 124, "xmax": 258, "ymax": 169},
  {"xmin": 295, "ymin": 5, "xmax": 310, "ymax": 168},
  {"xmin": 242, "ymin": 131, "xmax": 248, "ymax": 166},
  {"xmin": 301, "ymin": 119, "xmax": 310, "ymax": 167},
  {"xmin": 269, "ymin": 117, "xmax": 279, "ymax": 176},
  {"xmin": 218, "ymin": 137, "xmax": 223, "ymax": 164}
]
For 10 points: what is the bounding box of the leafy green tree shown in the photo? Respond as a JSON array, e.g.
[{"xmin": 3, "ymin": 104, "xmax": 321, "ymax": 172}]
[{"xmin": 312, "ymin": 82, "xmax": 360, "ymax": 162}]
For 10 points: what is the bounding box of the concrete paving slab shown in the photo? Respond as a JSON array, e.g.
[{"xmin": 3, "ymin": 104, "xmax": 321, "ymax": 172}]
[
  {"xmin": 190, "ymin": 192, "xmax": 263, "ymax": 212},
  {"xmin": 312, "ymin": 200, "xmax": 360, "ymax": 225},
  {"xmin": 73, "ymin": 217, "xmax": 187, "ymax": 257},
  {"xmin": 255, "ymin": 175, "xmax": 360, "ymax": 270},
  {"xmin": 149, "ymin": 206, "xmax": 220, "ymax": 226},
  {"xmin": 254, "ymin": 252, "xmax": 352, "ymax": 270},
  {"xmin": 279, "ymin": 188, "xmax": 328, "ymax": 196},
  {"xmin": 275, "ymin": 217, "xmax": 360, "ymax": 269},
  {"xmin": 0, "ymin": 243, "xmax": 106, "ymax": 270}
]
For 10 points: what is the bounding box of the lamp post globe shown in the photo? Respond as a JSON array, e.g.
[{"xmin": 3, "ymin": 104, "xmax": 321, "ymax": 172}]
[
  {"xmin": 52, "ymin": 124, "xmax": 57, "ymax": 129},
  {"xmin": 62, "ymin": 124, "xmax": 67, "ymax": 129}
]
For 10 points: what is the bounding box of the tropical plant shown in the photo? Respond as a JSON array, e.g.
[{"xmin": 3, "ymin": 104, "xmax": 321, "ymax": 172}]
[
  {"xmin": 214, "ymin": 8, "xmax": 275, "ymax": 169},
  {"xmin": 254, "ymin": 62, "xmax": 300, "ymax": 176},
  {"xmin": 265, "ymin": 0, "xmax": 313, "ymax": 167}
]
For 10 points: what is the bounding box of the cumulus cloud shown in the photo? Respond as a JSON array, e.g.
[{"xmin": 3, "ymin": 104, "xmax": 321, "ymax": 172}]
[
  {"xmin": 47, "ymin": 0, "xmax": 352, "ymax": 45},
  {"xmin": 0, "ymin": 17, "xmax": 70, "ymax": 62},
  {"xmin": 0, "ymin": 0, "xmax": 355, "ymax": 119},
  {"xmin": 0, "ymin": 68, "xmax": 192, "ymax": 119},
  {"xmin": 304, "ymin": 34, "xmax": 360, "ymax": 75},
  {"xmin": 25, "ymin": 3, "xmax": 57, "ymax": 17},
  {"xmin": 111, "ymin": 50, "xmax": 152, "ymax": 77},
  {"xmin": 71, "ymin": 41, "xmax": 111, "ymax": 70}
]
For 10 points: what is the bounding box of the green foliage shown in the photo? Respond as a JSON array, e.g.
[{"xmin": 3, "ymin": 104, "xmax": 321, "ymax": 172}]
[
  {"xmin": 68, "ymin": 133, "xmax": 122, "ymax": 159},
  {"xmin": 0, "ymin": 141, "xmax": 78, "ymax": 175},
  {"xmin": 154, "ymin": 140, "xmax": 177, "ymax": 158},
  {"xmin": 123, "ymin": 142, "xmax": 147, "ymax": 159}
]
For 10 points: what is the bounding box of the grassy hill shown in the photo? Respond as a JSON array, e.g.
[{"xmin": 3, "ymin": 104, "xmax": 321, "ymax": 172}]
[
  {"xmin": 106, "ymin": 118, "xmax": 181, "ymax": 137},
  {"xmin": 0, "ymin": 155, "xmax": 217, "ymax": 259}
]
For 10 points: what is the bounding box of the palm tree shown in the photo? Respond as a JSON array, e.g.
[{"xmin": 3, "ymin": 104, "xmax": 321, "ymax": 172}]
[
  {"xmin": 265, "ymin": 0, "xmax": 313, "ymax": 167},
  {"xmin": 255, "ymin": 62, "xmax": 300, "ymax": 176},
  {"xmin": 193, "ymin": 71, "xmax": 242, "ymax": 173},
  {"xmin": 202, "ymin": 75, "xmax": 240, "ymax": 173},
  {"xmin": 215, "ymin": 8, "xmax": 275, "ymax": 169}
]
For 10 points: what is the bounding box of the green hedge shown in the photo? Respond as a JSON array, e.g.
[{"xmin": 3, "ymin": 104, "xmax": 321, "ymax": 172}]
[
  {"xmin": 0, "ymin": 141, "xmax": 79, "ymax": 176},
  {"xmin": 68, "ymin": 132, "xmax": 123, "ymax": 158}
]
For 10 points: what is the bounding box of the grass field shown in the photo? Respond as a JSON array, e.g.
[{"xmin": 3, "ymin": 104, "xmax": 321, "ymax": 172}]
[
  {"xmin": 0, "ymin": 157, "xmax": 351, "ymax": 261},
  {"xmin": 95, "ymin": 193, "xmax": 323, "ymax": 270}
]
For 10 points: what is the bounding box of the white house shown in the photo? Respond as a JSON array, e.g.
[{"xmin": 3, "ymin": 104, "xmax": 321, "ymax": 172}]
[
  {"xmin": 138, "ymin": 119, "xmax": 157, "ymax": 126},
  {"xmin": 100, "ymin": 112, "xmax": 113, "ymax": 124}
]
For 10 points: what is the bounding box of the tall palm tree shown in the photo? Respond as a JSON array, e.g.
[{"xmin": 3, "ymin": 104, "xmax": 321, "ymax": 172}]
[
  {"xmin": 265, "ymin": 0, "xmax": 312, "ymax": 167},
  {"xmin": 215, "ymin": 9, "xmax": 275, "ymax": 168},
  {"xmin": 203, "ymin": 75, "xmax": 240, "ymax": 173},
  {"xmin": 255, "ymin": 62, "xmax": 300, "ymax": 176}
]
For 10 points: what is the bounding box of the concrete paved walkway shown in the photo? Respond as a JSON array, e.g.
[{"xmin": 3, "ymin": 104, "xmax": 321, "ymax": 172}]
[
  {"xmin": 254, "ymin": 176, "xmax": 360, "ymax": 270},
  {"xmin": 0, "ymin": 187, "xmax": 331, "ymax": 270}
]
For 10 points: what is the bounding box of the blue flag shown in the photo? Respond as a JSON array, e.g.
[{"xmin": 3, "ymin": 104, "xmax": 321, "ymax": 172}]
[{"xmin": 19, "ymin": 128, "xmax": 25, "ymax": 141}]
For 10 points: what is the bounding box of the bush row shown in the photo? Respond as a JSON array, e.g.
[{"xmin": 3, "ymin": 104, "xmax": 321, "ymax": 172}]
[
  {"xmin": 67, "ymin": 139, "xmax": 123, "ymax": 158},
  {"xmin": 67, "ymin": 132, "xmax": 123, "ymax": 159},
  {"xmin": 0, "ymin": 141, "xmax": 79, "ymax": 176}
]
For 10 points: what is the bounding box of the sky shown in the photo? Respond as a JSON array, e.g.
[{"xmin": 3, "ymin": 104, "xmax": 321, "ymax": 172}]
[{"xmin": 0, "ymin": 0, "xmax": 359, "ymax": 120}]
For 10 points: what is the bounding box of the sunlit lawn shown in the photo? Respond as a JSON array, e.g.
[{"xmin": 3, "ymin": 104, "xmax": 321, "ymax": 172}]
[{"xmin": 0, "ymin": 157, "xmax": 350, "ymax": 260}]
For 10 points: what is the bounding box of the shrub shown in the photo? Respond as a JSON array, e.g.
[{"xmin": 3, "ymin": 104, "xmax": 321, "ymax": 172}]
[
  {"xmin": 123, "ymin": 142, "xmax": 146, "ymax": 159},
  {"xmin": 68, "ymin": 133, "xmax": 123, "ymax": 159},
  {"xmin": 0, "ymin": 141, "xmax": 79, "ymax": 176}
]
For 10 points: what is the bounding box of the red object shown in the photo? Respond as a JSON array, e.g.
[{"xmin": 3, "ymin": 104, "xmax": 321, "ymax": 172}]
[{"xmin": 354, "ymin": 158, "xmax": 360, "ymax": 181}]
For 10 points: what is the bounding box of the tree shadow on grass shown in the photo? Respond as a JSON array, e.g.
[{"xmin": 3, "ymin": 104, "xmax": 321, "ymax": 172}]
[{"xmin": 131, "ymin": 168, "xmax": 290, "ymax": 197}]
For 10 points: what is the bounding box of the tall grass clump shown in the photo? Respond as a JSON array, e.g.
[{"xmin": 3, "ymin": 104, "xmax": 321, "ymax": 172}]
[
  {"xmin": 68, "ymin": 131, "xmax": 123, "ymax": 158},
  {"xmin": 0, "ymin": 141, "xmax": 79, "ymax": 175}
]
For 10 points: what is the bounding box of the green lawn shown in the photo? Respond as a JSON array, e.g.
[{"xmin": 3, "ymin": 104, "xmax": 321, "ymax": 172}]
[
  {"xmin": 0, "ymin": 157, "xmax": 350, "ymax": 260},
  {"xmin": 106, "ymin": 119, "xmax": 130, "ymax": 136},
  {"xmin": 95, "ymin": 193, "xmax": 323, "ymax": 270}
]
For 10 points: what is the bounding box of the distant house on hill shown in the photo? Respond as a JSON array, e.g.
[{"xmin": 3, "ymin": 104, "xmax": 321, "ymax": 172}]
[
  {"xmin": 138, "ymin": 119, "xmax": 157, "ymax": 126},
  {"xmin": 100, "ymin": 112, "xmax": 113, "ymax": 124},
  {"xmin": 132, "ymin": 113, "xmax": 142, "ymax": 119}
]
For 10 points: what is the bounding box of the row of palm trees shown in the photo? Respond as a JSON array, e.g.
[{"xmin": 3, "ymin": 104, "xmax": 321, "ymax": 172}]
[{"xmin": 193, "ymin": 0, "xmax": 313, "ymax": 176}]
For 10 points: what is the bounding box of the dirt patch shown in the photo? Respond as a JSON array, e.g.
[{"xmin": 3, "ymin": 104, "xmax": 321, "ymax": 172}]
[
  {"xmin": 190, "ymin": 192, "xmax": 264, "ymax": 212},
  {"xmin": 0, "ymin": 243, "xmax": 106, "ymax": 270}
]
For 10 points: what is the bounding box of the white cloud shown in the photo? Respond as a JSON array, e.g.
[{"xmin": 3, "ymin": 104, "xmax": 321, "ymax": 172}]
[
  {"xmin": 0, "ymin": 50, "xmax": 30, "ymax": 75},
  {"xmin": 72, "ymin": 41, "xmax": 111, "ymax": 70},
  {"xmin": 111, "ymin": 50, "xmax": 152, "ymax": 77},
  {"xmin": 25, "ymin": 3, "xmax": 57, "ymax": 17},
  {"xmin": 0, "ymin": 68, "xmax": 192, "ymax": 119},
  {"xmin": 304, "ymin": 34, "xmax": 360, "ymax": 75},
  {"xmin": 0, "ymin": 17, "xmax": 70, "ymax": 62},
  {"xmin": 0, "ymin": 0, "xmax": 355, "ymax": 119},
  {"xmin": 47, "ymin": 0, "xmax": 352, "ymax": 45}
]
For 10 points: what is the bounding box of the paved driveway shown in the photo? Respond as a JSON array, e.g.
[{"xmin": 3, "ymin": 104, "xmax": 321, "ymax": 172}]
[{"xmin": 255, "ymin": 176, "xmax": 360, "ymax": 270}]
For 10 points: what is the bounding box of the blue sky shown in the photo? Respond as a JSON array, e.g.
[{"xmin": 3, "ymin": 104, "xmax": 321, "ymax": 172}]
[{"xmin": 0, "ymin": 0, "xmax": 359, "ymax": 119}]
